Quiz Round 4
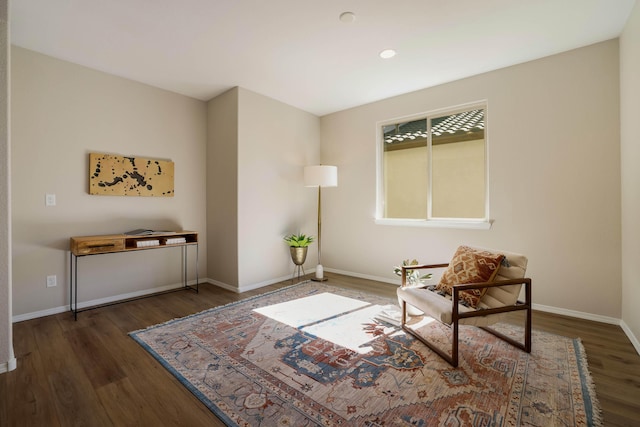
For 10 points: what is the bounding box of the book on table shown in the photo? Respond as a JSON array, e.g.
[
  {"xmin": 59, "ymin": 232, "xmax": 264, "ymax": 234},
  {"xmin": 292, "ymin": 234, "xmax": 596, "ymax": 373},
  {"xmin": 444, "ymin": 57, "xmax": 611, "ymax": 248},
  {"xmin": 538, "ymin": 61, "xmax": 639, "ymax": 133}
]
[
  {"xmin": 135, "ymin": 239, "xmax": 160, "ymax": 248},
  {"xmin": 164, "ymin": 237, "xmax": 187, "ymax": 245}
]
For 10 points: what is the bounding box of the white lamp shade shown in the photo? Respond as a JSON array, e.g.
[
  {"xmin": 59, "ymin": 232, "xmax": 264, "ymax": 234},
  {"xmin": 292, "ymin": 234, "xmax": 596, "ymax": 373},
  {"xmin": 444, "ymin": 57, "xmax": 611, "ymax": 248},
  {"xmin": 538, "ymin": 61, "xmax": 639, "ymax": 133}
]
[{"xmin": 304, "ymin": 165, "xmax": 338, "ymax": 188}]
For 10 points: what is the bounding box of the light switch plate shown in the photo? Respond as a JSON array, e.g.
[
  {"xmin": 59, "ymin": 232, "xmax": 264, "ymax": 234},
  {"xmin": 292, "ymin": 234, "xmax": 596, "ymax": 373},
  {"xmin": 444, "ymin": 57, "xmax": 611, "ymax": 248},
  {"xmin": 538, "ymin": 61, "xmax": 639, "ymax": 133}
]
[
  {"xmin": 46, "ymin": 275, "xmax": 57, "ymax": 287},
  {"xmin": 45, "ymin": 194, "xmax": 56, "ymax": 206}
]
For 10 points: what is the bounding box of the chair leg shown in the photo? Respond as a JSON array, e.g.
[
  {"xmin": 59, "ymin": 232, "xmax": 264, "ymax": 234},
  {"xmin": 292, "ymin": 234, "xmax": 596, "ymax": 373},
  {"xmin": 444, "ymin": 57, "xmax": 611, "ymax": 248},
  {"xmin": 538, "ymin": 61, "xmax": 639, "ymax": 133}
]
[
  {"xmin": 480, "ymin": 305, "xmax": 532, "ymax": 354},
  {"xmin": 452, "ymin": 320, "xmax": 459, "ymax": 367},
  {"xmin": 401, "ymin": 300, "xmax": 407, "ymax": 325},
  {"xmin": 401, "ymin": 300, "xmax": 459, "ymax": 367}
]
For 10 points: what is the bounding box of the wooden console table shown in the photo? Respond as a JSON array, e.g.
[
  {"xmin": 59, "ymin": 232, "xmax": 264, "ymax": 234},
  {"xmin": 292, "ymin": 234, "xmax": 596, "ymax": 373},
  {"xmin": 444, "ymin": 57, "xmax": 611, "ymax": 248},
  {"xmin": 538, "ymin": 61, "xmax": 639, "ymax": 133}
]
[{"xmin": 69, "ymin": 231, "xmax": 199, "ymax": 320}]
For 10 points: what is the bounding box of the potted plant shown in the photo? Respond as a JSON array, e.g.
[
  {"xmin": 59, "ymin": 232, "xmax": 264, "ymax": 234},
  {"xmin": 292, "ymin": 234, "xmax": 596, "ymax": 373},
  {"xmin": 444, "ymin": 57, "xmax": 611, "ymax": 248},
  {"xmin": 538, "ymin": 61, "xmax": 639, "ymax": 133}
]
[
  {"xmin": 394, "ymin": 259, "xmax": 433, "ymax": 316},
  {"xmin": 284, "ymin": 233, "xmax": 314, "ymax": 265},
  {"xmin": 393, "ymin": 259, "xmax": 432, "ymax": 286}
]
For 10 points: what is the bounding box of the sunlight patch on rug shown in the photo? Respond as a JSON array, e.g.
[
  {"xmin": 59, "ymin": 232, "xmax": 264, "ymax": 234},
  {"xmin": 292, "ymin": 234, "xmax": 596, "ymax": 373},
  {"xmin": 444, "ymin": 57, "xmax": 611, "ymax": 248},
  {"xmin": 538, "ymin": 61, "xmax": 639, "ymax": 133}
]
[
  {"xmin": 253, "ymin": 291, "xmax": 369, "ymax": 327},
  {"xmin": 256, "ymin": 292, "xmax": 400, "ymax": 354},
  {"xmin": 130, "ymin": 282, "xmax": 603, "ymax": 427}
]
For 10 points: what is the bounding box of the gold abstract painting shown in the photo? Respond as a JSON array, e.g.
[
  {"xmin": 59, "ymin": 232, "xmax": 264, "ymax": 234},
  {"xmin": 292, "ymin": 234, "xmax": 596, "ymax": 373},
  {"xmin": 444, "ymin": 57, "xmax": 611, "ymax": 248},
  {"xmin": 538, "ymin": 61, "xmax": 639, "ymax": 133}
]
[{"xmin": 89, "ymin": 153, "xmax": 174, "ymax": 197}]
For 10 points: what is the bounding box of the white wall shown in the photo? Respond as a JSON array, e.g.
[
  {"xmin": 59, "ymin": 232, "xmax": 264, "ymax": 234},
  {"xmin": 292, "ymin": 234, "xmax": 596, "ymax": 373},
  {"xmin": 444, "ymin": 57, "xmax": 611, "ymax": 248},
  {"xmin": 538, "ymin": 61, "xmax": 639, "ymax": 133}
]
[
  {"xmin": 236, "ymin": 88, "xmax": 320, "ymax": 290},
  {"xmin": 321, "ymin": 40, "xmax": 622, "ymax": 319},
  {"xmin": 11, "ymin": 47, "xmax": 208, "ymax": 317},
  {"xmin": 207, "ymin": 88, "xmax": 239, "ymax": 288},
  {"xmin": 0, "ymin": 0, "xmax": 15, "ymax": 373},
  {"xmin": 206, "ymin": 87, "xmax": 321, "ymax": 292},
  {"xmin": 621, "ymin": 2, "xmax": 640, "ymax": 350}
]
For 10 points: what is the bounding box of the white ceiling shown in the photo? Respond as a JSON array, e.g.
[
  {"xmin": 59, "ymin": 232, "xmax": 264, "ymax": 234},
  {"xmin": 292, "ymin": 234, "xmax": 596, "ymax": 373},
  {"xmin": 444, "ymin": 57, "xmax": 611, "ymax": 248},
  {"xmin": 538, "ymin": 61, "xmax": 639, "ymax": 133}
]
[{"xmin": 10, "ymin": 0, "xmax": 637, "ymax": 116}]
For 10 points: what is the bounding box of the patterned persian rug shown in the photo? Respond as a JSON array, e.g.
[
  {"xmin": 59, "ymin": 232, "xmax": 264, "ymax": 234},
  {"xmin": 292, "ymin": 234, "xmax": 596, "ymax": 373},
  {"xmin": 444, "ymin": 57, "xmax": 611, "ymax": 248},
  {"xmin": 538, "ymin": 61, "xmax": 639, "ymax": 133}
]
[{"xmin": 130, "ymin": 281, "xmax": 602, "ymax": 427}]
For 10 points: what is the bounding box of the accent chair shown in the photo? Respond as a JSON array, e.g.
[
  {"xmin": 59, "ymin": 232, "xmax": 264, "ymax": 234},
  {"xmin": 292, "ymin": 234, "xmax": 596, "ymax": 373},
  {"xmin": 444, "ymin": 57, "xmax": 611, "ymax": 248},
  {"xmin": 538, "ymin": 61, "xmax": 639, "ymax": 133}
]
[{"xmin": 396, "ymin": 246, "xmax": 532, "ymax": 367}]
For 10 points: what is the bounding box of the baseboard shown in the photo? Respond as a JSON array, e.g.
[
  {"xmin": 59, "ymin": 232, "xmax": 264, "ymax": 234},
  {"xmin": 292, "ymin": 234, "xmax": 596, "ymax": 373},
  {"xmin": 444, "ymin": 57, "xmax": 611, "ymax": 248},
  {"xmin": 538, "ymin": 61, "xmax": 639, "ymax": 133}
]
[
  {"xmin": 13, "ymin": 274, "xmax": 304, "ymax": 322},
  {"xmin": 0, "ymin": 356, "xmax": 17, "ymax": 374},
  {"xmin": 237, "ymin": 274, "xmax": 298, "ymax": 293},
  {"xmin": 620, "ymin": 319, "xmax": 640, "ymax": 356},
  {"xmin": 206, "ymin": 278, "xmax": 239, "ymax": 293},
  {"xmin": 531, "ymin": 303, "xmax": 620, "ymax": 325},
  {"xmin": 12, "ymin": 279, "xmax": 201, "ymax": 323},
  {"xmin": 327, "ymin": 267, "xmax": 626, "ymax": 327},
  {"xmin": 325, "ymin": 267, "xmax": 401, "ymax": 286},
  {"xmin": 208, "ymin": 274, "xmax": 299, "ymax": 294}
]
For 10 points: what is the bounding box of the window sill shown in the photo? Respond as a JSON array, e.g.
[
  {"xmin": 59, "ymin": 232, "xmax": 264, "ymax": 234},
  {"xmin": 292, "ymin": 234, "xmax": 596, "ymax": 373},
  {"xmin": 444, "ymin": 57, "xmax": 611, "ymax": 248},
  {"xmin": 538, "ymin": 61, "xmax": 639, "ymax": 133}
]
[{"xmin": 374, "ymin": 218, "xmax": 493, "ymax": 230}]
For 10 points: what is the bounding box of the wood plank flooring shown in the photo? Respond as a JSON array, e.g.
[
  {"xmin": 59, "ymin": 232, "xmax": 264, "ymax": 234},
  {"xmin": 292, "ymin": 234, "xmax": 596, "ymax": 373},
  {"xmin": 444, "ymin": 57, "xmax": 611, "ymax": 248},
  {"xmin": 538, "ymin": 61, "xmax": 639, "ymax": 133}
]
[{"xmin": 2, "ymin": 273, "xmax": 639, "ymax": 426}]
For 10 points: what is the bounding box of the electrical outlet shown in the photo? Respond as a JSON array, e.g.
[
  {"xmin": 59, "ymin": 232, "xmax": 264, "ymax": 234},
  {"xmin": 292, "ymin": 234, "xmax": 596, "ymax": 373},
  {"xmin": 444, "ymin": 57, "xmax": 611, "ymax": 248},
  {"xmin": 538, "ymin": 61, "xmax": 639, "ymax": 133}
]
[{"xmin": 46, "ymin": 275, "xmax": 57, "ymax": 288}]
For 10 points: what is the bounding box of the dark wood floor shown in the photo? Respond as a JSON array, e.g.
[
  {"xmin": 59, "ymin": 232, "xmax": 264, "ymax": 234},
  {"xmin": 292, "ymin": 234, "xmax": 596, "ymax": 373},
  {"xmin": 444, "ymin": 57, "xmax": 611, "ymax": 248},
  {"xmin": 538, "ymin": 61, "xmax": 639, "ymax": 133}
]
[{"xmin": 1, "ymin": 273, "xmax": 639, "ymax": 426}]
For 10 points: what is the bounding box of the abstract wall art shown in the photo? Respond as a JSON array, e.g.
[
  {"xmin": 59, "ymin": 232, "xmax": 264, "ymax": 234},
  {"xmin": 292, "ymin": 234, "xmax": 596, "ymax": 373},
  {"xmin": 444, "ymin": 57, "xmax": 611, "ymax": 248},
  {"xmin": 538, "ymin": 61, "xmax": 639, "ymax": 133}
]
[{"xmin": 89, "ymin": 152, "xmax": 174, "ymax": 197}]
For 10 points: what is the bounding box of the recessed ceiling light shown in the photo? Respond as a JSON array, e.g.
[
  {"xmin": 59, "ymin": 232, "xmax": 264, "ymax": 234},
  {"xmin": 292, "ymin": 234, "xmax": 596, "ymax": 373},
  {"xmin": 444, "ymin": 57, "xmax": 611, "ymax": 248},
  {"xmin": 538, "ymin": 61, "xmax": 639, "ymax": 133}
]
[
  {"xmin": 379, "ymin": 49, "xmax": 397, "ymax": 59},
  {"xmin": 339, "ymin": 12, "xmax": 356, "ymax": 23}
]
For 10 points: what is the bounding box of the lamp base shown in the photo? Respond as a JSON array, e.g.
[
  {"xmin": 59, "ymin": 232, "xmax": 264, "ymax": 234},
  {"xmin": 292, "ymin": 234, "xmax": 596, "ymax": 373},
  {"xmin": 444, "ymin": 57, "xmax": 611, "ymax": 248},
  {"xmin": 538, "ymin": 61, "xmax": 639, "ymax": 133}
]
[{"xmin": 312, "ymin": 264, "xmax": 328, "ymax": 282}]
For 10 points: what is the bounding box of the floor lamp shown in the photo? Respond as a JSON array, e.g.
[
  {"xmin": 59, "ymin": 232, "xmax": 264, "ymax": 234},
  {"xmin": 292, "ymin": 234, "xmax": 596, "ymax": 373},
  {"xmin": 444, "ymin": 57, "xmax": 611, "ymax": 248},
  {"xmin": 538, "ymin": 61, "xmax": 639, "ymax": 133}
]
[{"xmin": 304, "ymin": 165, "xmax": 338, "ymax": 281}]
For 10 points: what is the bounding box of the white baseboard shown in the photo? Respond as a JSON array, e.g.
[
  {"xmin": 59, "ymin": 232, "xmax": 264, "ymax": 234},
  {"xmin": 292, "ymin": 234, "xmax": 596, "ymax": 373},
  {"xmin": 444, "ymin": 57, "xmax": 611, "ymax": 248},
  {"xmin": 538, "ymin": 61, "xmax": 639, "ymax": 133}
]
[
  {"xmin": 238, "ymin": 274, "xmax": 301, "ymax": 293},
  {"xmin": 325, "ymin": 267, "xmax": 401, "ymax": 286},
  {"xmin": 208, "ymin": 274, "xmax": 304, "ymax": 294},
  {"xmin": 532, "ymin": 306, "xmax": 639, "ymax": 357},
  {"xmin": 620, "ymin": 320, "xmax": 640, "ymax": 355},
  {"xmin": 329, "ymin": 268, "xmax": 640, "ymax": 356},
  {"xmin": 0, "ymin": 356, "xmax": 17, "ymax": 373},
  {"xmin": 326, "ymin": 267, "xmax": 631, "ymax": 325},
  {"xmin": 14, "ymin": 273, "xmax": 305, "ymax": 322},
  {"xmin": 206, "ymin": 279, "xmax": 238, "ymax": 293},
  {"xmin": 531, "ymin": 303, "xmax": 621, "ymax": 325},
  {"xmin": 12, "ymin": 279, "xmax": 201, "ymax": 323}
]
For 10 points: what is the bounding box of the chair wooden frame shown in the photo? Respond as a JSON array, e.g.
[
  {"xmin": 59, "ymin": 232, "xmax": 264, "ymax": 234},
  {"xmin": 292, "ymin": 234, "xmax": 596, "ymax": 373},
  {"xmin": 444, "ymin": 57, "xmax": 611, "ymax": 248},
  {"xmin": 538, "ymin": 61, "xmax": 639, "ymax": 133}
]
[{"xmin": 400, "ymin": 263, "xmax": 532, "ymax": 367}]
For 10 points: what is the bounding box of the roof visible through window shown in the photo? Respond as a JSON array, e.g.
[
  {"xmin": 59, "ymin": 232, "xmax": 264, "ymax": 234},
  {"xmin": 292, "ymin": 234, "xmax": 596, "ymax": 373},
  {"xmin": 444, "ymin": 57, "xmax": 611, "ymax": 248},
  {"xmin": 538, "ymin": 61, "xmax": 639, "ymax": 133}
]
[{"xmin": 383, "ymin": 109, "xmax": 484, "ymax": 149}]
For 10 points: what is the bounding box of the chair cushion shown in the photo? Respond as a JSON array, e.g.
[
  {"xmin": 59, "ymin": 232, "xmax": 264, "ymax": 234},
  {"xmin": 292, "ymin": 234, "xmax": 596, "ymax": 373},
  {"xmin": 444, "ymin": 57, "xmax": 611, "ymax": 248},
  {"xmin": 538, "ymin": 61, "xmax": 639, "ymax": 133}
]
[
  {"xmin": 480, "ymin": 250, "xmax": 528, "ymax": 308},
  {"xmin": 397, "ymin": 286, "xmax": 495, "ymax": 326},
  {"xmin": 435, "ymin": 246, "xmax": 504, "ymax": 308}
]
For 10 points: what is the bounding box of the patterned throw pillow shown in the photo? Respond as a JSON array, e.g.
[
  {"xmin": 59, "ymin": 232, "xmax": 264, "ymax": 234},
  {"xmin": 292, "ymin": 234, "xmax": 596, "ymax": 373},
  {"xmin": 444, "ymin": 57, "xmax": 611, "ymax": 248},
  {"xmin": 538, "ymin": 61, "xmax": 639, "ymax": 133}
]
[{"xmin": 435, "ymin": 246, "xmax": 505, "ymax": 308}]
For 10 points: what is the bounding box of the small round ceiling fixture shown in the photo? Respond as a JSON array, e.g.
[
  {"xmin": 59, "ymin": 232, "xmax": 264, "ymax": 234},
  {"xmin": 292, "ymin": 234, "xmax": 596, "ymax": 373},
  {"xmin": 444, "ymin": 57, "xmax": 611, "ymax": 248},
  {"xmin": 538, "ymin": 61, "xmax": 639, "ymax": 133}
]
[
  {"xmin": 339, "ymin": 12, "xmax": 356, "ymax": 23},
  {"xmin": 379, "ymin": 49, "xmax": 397, "ymax": 59}
]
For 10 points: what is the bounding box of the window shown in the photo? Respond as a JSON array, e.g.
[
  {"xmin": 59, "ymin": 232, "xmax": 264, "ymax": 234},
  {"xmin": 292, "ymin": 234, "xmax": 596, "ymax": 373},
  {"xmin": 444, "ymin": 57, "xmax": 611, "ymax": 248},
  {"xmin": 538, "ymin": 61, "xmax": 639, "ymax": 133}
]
[{"xmin": 377, "ymin": 103, "xmax": 490, "ymax": 228}]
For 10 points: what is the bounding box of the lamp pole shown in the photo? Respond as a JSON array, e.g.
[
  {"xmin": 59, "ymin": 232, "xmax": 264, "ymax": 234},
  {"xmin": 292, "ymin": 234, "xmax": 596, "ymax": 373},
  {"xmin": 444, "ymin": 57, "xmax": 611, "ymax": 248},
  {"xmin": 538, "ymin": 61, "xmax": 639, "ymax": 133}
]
[
  {"xmin": 313, "ymin": 185, "xmax": 325, "ymax": 281},
  {"xmin": 304, "ymin": 165, "xmax": 337, "ymax": 282}
]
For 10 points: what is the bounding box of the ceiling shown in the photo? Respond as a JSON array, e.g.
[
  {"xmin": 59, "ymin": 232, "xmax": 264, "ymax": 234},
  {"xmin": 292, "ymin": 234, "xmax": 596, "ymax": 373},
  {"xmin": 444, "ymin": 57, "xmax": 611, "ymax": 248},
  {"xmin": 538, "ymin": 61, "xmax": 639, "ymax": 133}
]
[{"xmin": 10, "ymin": 0, "xmax": 637, "ymax": 116}]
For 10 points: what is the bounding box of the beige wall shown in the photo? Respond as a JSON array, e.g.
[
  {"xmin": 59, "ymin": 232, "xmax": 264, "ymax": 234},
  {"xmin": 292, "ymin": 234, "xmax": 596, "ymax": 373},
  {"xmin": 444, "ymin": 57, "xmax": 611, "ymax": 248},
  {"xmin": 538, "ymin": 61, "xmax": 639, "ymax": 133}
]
[
  {"xmin": 0, "ymin": 0, "xmax": 15, "ymax": 372},
  {"xmin": 207, "ymin": 88, "xmax": 239, "ymax": 287},
  {"xmin": 206, "ymin": 87, "xmax": 320, "ymax": 291},
  {"xmin": 11, "ymin": 47, "xmax": 208, "ymax": 317},
  {"xmin": 236, "ymin": 88, "xmax": 320, "ymax": 290},
  {"xmin": 321, "ymin": 40, "xmax": 622, "ymax": 319},
  {"xmin": 621, "ymin": 2, "xmax": 640, "ymax": 350}
]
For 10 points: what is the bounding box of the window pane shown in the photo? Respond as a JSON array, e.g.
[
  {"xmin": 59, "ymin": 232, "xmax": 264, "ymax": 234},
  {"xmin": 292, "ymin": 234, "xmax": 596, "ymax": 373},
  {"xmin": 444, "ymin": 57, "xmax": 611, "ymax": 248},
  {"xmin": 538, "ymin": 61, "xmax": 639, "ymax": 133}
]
[
  {"xmin": 431, "ymin": 109, "xmax": 485, "ymax": 218},
  {"xmin": 380, "ymin": 106, "xmax": 486, "ymax": 221},
  {"xmin": 383, "ymin": 119, "xmax": 428, "ymax": 219}
]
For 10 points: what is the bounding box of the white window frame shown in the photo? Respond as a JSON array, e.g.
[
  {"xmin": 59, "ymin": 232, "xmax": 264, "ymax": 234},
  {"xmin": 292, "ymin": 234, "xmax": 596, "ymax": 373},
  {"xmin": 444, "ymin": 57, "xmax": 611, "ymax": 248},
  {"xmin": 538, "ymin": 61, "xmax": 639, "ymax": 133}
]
[{"xmin": 375, "ymin": 101, "xmax": 492, "ymax": 230}]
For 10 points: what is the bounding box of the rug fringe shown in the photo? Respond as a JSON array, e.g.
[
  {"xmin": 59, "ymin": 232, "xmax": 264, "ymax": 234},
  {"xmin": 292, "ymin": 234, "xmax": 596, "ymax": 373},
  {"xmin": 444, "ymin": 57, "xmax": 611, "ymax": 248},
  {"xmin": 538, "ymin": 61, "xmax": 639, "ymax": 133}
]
[{"xmin": 574, "ymin": 338, "xmax": 604, "ymax": 427}]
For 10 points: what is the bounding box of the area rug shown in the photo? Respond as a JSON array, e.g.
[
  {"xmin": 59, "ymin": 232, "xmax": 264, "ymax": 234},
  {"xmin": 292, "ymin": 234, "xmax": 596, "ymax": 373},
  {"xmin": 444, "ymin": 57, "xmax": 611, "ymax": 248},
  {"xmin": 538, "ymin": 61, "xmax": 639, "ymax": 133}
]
[{"xmin": 129, "ymin": 281, "xmax": 602, "ymax": 427}]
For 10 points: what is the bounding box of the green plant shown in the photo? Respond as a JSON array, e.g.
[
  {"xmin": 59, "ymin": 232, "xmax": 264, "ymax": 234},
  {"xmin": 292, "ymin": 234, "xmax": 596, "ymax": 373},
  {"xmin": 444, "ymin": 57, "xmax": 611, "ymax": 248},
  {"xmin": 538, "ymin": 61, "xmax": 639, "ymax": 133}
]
[
  {"xmin": 393, "ymin": 259, "xmax": 432, "ymax": 285},
  {"xmin": 283, "ymin": 233, "xmax": 315, "ymax": 247}
]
